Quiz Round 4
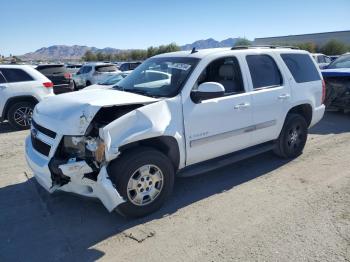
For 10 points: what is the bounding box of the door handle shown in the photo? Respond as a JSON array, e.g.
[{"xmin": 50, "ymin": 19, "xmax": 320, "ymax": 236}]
[
  {"xmin": 234, "ymin": 102, "xmax": 250, "ymax": 110},
  {"xmin": 278, "ymin": 94, "xmax": 290, "ymax": 100}
]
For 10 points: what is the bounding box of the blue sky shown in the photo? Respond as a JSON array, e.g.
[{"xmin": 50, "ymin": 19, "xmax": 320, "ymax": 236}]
[{"xmin": 0, "ymin": 0, "xmax": 349, "ymax": 56}]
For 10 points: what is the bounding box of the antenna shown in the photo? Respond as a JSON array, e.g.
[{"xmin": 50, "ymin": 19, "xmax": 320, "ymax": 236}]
[{"xmin": 191, "ymin": 47, "xmax": 198, "ymax": 54}]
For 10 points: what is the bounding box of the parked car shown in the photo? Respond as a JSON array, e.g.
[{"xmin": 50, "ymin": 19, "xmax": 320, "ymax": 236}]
[
  {"xmin": 36, "ymin": 64, "xmax": 74, "ymax": 94},
  {"xmin": 119, "ymin": 62, "xmax": 141, "ymax": 71},
  {"xmin": 329, "ymin": 55, "xmax": 339, "ymax": 62},
  {"xmin": 73, "ymin": 62, "xmax": 120, "ymax": 89},
  {"xmin": 26, "ymin": 47, "xmax": 325, "ymax": 218},
  {"xmin": 65, "ymin": 64, "xmax": 82, "ymax": 74},
  {"xmin": 312, "ymin": 53, "xmax": 332, "ymax": 69},
  {"xmin": 0, "ymin": 65, "xmax": 54, "ymax": 129},
  {"xmin": 322, "ymin": 54, "xmax": 350, "ymax": 111},
  {"xmin": 83, "ymin": 72, "xmax": 130, "ymax": 91}
]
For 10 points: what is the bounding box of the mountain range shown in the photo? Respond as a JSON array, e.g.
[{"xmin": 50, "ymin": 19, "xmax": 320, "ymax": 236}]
[{"xmin": 19, "ymin": 38, "xmax": 241, "ymax": 61}]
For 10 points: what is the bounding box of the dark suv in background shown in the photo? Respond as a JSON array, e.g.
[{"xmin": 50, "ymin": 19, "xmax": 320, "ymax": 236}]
[
  {"xmin": 118, "ymin": 62, "xmax": 141, "ymax": 71},
  {"xmin": 36, "ymin": 64, "xmax": 74, "ymax": 94}
]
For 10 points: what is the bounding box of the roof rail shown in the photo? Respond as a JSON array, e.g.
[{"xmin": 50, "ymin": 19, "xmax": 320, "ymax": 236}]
[{"xmin": 231, "ymin": 45, "xmax": 300, "ymax": 50}]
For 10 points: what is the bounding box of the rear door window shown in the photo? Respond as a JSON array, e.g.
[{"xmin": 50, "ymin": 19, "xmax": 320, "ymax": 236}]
[
  {"xmin": 246, "ymin": 55, "xmax": 283, "ymax": 89},
  {"xmin": 1, "ymin": 68, "xmax": 34, "ymax": 83},
  {"xmin": 281, "ymin": 54, "xmax": 321, "ymax": 83}
]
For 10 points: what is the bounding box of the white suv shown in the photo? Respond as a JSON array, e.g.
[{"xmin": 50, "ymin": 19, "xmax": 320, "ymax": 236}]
[
  {"xmin": 73, "ymin": 62, "xmax": 120, "ymax": 89},
  {"xmin": 0, "ymin": 65, "xmax": 54, "ymax": 129},
  {"xmin": 25, "ymin": 47, "xmax": 325, "ymax": 217}
]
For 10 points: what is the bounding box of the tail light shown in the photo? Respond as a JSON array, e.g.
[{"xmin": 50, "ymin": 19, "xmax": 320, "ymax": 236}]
[
  {"xmin": 322, "ymin": 80, "xmax": 326, "ymax": 104},
  {"xmin": 43, "ymin": 82, "xmax": 53, "ymax": 88},
  {"xmin": 64, "ymin": 72, "xmax": 72, "ymax": 79}
]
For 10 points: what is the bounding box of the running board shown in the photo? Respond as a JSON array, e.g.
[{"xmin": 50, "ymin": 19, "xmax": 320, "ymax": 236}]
[{"xmin": 177, "ymin": 141, "xmax": 275, "ymax": 178}]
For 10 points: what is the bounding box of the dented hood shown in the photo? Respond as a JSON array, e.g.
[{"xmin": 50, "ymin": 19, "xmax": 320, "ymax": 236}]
[{"xmin": 34, "ymin": 89, "xmax": 158, "ymax": 135}]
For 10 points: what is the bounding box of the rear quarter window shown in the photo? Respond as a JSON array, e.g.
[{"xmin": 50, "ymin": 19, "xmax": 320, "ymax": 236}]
[
  {"xmin": 1, "ymin": 68, "xmax": 34, "ymax": 83},
  {"xmin": 281, "ymin": 54, "xmax": 321, "ymax": 83}
]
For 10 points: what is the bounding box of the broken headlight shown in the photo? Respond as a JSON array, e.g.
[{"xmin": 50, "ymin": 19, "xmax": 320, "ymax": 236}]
[{"xmin": 63, "ymin": 136, "xmax": 105, "ymax": 162}]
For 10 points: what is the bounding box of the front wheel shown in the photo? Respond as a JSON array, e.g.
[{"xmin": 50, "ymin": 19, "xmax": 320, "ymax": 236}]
[
  {"xmin": 274, "ymin": 114, "xmax": 308, "ymax": 158},
  {"xmin": 108, "ymin": 147, "xmax": 174, "ymax": 218}
]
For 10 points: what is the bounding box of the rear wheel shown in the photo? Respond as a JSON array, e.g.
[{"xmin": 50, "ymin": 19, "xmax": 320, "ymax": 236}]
[
  {"xmin": 7, "ymin": 101, "xmax": 35, "ymax": 130},
  {"xmin": 85, "ymin": 81, "xmax": 91, "ymax": 87},
  {"xmin": 274, "ymin": 114, "xmax": 308, "ymax": 158},
  {"xmin": 108, "ymin": 147, "xmax": 174, "ymax": 218}
]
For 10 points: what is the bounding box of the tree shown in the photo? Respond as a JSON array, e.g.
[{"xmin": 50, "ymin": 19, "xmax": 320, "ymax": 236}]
[
  {"xmin": 321, "ymin": 39, "xmax": 348, "ymax": 55},
  {"xmin": 294, "ymin": 42, "xmax": 318, "ymax": 53},
  {"xmin": 234, "ymin": 38, "xmax": 252, "ymax": 46},
  {"xmin": 82, "ymin": 50, "xmax": 96, "ymax": 61}
]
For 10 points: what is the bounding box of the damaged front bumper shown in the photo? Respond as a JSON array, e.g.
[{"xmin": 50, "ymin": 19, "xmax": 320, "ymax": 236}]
[{"xmin": 25, "ymin": 136, "xmax": 125, "ymax": 212}]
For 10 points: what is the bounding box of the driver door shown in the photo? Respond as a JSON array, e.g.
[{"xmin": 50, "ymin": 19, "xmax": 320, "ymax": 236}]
[{"xmin": 182, "ymin": 56, "xmax": 253, "ymax": 165}]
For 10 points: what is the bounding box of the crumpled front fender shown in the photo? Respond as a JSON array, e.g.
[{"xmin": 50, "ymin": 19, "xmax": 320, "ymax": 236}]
[{"xmin": 101, "ymin": 97, "xmax": 185, "ymax": 166}]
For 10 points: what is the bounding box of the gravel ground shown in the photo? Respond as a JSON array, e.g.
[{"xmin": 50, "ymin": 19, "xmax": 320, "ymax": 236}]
[{"xmin": 0, "ymin": 112, "xmax": 349, "ymax": 262}]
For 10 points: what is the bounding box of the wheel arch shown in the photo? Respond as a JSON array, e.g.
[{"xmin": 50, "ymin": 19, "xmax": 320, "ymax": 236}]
[
  {"xmin": 118, "ymin": 136, "xmax": 180, "ymax": 171},
  {"xmin": 286, "ymin": 103, "xmax": 313, "ymax": 127},
  {"xmin": 2, "ymin": 96, "xmax": 39, "ymax": 120}
]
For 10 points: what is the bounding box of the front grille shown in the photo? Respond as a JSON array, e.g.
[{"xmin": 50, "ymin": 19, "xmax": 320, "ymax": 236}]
[
  {"xmin": 32, "ymin": 120, "xmax": 56, "ymax": 139},
  {"xmin": 31, "ymin": 133, "xmax": 51, "ymax": 156}
]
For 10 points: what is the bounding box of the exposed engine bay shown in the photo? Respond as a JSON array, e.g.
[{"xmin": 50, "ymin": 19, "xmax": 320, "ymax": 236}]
[{"xmin": 48, "ymin": 104, "xmax": 144, "ymax": 188}]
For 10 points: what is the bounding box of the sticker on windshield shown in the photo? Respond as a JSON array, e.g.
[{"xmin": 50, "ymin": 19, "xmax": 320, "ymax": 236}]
[{"xmin": 168, "ymin": 63, "xmax": 192, "ymax": 71}]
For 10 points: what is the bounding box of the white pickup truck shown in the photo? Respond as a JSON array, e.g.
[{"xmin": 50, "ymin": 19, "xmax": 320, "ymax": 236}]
[{"xmin": 25, "ymin": 46, "xmax": 325, "ymax": 217}]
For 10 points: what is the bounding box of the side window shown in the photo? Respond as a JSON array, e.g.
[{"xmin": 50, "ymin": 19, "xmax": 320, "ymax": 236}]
[
  {"xmin": 77, "ymin": 67, "xmax": 84, "ymax": 74},
  {"xmin": 318, "ymin": 56, "xmax": 326, "ymax": 63},
  {"xmin": 195, "ymin": 57, "xmax": 245, "ymax": 95},
  {"xmin": 1, "ymin": 68, "xmax": 34, "ymax": 83},
  {"xmin": 325, "ymin": 56, "xmax": 331, "ymax": 63},
  {"xmin": 281, "ymin": 53, "xmax": 321, "ymax": 83},
  {"xmin": 246, "ymin": 55, "xmax": 282, "ymax": 89},
  {"xmin": 0, "ymin": 72, "xmax": 6, "ymax": 83},
  {"xmin": 85, "ymin": 66, "xmax": 92, "ymax": 73}
]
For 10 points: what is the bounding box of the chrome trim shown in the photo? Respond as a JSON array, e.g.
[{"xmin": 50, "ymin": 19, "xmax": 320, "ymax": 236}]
[{"xmin": 190, "ymin": 120, "xmax": 276, "ymax": 148}]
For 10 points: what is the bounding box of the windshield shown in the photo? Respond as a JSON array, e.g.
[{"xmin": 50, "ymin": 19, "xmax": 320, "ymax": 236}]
[
  {"xmin": 328, "ymin": 55, "xmax": 350, "ymax": 69},
  {"xmin": 117, "ymin": 57, "xmax": 199, "ymax": 97},
  {"xmin": 99, "ymin": 74, "xmax": 126, "ymax": 85}
]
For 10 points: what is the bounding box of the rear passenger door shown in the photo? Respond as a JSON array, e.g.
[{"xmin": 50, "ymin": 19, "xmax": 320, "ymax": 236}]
[{"xmin": 244, "ymin": 54, "xmax": 291, "ymax": 145}]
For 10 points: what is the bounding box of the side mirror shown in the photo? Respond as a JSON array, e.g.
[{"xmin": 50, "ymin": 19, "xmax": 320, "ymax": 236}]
[
  {"xmin": 76, "ymin": 71, "xmax": 81, "ymax": 75},
  {"xmin": 191, "ymin": 82, "xmax": 225, "ymax": 103}
]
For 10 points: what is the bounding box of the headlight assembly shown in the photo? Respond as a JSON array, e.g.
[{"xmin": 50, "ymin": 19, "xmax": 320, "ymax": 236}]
[{"xmin": 63, "ymin": 136, "xmax": 105, "ymax": 162}]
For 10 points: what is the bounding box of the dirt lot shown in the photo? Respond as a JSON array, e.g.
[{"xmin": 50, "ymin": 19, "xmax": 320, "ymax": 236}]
[{"xmin": 0, "ymin": 112, "xmax": 349, "ymax": 262}]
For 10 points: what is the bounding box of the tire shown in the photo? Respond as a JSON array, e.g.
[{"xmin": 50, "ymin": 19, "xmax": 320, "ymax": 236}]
[
  {"xmin": 108, "ymin": 147, "xmax": 175, "ymax": 218},
  {"xmin": 85, "ymin": 81, "xmax": 91, "ymax": 87},
  {"xmin": 274, "ymin": 113, "xmax": 308, "ymax": 159},
  {"xmin": 7, "ymin": 101, "xmax": 35, "ymax": 130}
]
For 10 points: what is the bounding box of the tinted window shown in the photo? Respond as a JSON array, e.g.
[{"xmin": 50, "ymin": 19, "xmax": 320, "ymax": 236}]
[
  {"xmin": 36, "ymin": 65, "xmax": 66, "ymax": 75},
  {"xmin": 246, "ymin": 55, "xmax": 282, "ymax": 89},
  {"xmin": 130, "ymin": 63, "xmax": 140, "ymax": 70},
  {"xmin": 0, "ymin": 72, "xmax": 6, "ymax": 83},
  {"xmin": 195, "ymin": 57, "xmax": 245, "ymax": 95},
  {"xmin": 1, "ymin": 68, "xmax": 34, "ymax": 83},
  {"xmin": 281, "ymin": 54, "xmax": 321, "ymax": 83},
  {"xmin": 96, "ymin": 65, "xmax": 117, "ymax": 72},
  {"xmin": 84, "ymin": 66, "xmax": 92, "ymax": 73}
]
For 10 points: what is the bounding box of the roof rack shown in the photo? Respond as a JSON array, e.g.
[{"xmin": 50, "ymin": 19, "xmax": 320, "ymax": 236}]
[{"xmin": 231, "ymin": 45, "xmax": 300, "ymax": 50}]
